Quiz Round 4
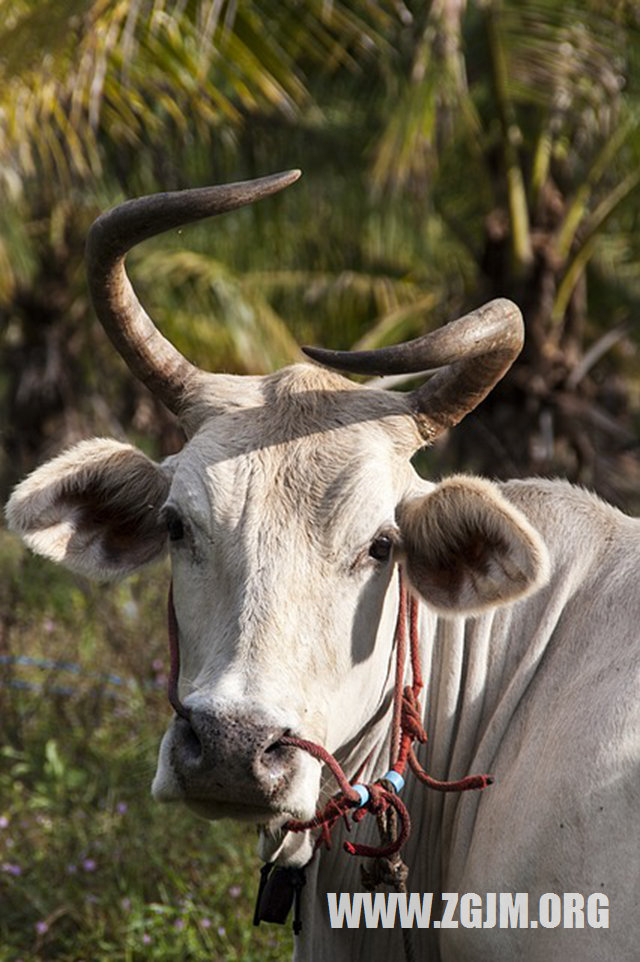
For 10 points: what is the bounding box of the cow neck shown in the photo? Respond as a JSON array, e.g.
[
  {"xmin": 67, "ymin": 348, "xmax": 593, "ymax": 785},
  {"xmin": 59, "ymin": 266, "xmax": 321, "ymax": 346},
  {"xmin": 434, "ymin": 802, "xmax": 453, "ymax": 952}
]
[{"xmin": 165, "ymin": 567, "xmax": 492, "ymax": 864}]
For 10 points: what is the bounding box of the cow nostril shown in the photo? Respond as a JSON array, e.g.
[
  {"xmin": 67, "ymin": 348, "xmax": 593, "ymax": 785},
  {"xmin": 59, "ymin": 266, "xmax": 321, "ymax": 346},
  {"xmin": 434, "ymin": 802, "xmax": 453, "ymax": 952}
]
[
  {"xmin": 176, "ymin": 717, "xmax": 203, "ymax": 763},
  {"xmin": 258, "ymin": 730, "xmax": 296, "ymax": 785},
  {"xmin": 264, "ymin": 728, "xmax": 292, "ymax": 754}
]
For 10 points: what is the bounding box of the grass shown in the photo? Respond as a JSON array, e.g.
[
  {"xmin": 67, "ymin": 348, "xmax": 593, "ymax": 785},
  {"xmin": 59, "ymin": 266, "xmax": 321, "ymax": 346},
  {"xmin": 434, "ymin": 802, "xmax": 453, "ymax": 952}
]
[{"xmin": 0, "ymin": 532, "xmax": 292, "ymax": 961}]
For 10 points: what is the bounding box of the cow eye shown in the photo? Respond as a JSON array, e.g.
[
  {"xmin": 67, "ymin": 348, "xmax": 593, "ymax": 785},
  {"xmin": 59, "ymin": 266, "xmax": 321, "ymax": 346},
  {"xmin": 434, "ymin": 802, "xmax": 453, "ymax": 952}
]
[
  {"xmin": 165, "ymin": 509, "xmax": 185, "ymax": 542},
  {"xmin": 369, "ymin": 534, "xmax": 393, "ymax": 562}
]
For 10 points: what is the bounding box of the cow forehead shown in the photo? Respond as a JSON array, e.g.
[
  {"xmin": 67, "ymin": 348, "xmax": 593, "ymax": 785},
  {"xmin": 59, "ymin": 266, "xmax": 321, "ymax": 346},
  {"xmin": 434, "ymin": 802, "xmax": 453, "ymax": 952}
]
[
  {"xmin": 188, "ymin": 363, "xmax": 419, "ymax": 448},
  {"xmin": 167, "ymin": 365, "xmax": 422, "ymax": 545}
]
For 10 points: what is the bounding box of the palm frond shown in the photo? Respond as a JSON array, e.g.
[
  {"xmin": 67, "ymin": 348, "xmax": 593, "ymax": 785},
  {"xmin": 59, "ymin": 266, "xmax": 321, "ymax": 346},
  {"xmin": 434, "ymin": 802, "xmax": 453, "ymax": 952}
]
[{"xmin": 130, "ymin": 249, "xmax": 301, "ymax": 372}]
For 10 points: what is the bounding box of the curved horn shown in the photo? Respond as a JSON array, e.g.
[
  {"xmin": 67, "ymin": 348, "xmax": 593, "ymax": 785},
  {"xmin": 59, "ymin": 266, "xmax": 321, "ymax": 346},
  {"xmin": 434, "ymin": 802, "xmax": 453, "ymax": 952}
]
[
  {"xmin": 302, "ymin": 299, "xmax": 523, "ymax": 441},
  {"xmin": 86, "ymin": 170, "xmax": 302, "ymax": 423}
]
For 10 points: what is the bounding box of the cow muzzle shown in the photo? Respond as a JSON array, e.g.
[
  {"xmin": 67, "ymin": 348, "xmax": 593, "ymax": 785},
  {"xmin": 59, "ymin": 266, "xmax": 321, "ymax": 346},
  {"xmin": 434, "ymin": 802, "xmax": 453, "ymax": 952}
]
[{"xmin": 152, "ymin": 706, "xmax": 314, "ymax": 822}]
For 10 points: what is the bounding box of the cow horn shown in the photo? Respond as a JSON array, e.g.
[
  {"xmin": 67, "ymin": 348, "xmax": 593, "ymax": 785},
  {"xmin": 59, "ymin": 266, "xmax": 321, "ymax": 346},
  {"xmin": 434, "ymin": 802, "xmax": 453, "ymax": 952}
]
[
  {"xmin": 302, "ymin": 299, "xmax": 523, "ymax": 441},
  {"xmin": 86, "ymin": 170, "xmax": 302, "ymax": 427}
]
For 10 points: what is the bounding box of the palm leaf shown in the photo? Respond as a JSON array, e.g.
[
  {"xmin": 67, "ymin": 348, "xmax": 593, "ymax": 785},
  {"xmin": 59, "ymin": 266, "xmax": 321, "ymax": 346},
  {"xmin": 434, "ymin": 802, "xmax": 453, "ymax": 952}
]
[{"xmin": 131, "ymin": 248, "xmax": 302, "ymax": 372}]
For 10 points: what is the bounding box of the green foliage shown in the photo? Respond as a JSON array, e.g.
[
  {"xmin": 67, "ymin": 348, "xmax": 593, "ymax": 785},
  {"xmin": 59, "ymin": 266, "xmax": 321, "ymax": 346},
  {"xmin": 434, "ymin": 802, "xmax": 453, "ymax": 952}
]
[
  {"xmin": 3, "ymin": 1, "xmax": 638, "ymax": 425},
  {"xmin": 0, "ymin": 534, "xmax": 290, "ymax": 961}
]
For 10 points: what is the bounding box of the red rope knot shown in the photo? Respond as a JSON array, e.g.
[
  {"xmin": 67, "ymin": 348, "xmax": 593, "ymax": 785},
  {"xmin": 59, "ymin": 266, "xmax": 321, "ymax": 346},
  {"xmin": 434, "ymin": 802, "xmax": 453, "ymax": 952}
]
[
  {"xmin": 352, "ymin": 781, "xmax": 385, "ymax": 820},
  {"xmin": 400, "ymin": 686, "xmax": 428, "ymax": 744},
  {"xmin": 344, "ymin": 788, "xmax": 411, "ymax": 858}
]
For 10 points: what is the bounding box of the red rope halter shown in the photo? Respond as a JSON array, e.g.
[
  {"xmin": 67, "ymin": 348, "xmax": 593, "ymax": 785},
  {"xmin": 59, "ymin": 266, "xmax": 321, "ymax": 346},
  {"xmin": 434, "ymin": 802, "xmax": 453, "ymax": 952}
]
[
  {"xmin": 279, "ymin": 568, "xmax": 493, "ymax": 858},
  {"xmin": 166, "ymin": 568, "xmax": 493, "ymax": 862}
]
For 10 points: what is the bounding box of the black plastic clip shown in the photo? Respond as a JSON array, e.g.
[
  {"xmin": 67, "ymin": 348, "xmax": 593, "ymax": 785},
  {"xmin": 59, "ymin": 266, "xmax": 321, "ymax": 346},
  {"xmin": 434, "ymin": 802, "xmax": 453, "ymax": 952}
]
[{"xmin": 253, "ymin": 862, "xmax": 307, "ymax": 935}]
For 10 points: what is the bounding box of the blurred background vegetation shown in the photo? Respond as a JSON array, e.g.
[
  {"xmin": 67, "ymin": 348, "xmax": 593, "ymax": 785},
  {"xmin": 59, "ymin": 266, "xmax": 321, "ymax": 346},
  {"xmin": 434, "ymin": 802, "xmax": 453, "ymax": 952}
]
[{"xmin": 1, "ymin": 0, "xmax": 639, "ymax": 958}]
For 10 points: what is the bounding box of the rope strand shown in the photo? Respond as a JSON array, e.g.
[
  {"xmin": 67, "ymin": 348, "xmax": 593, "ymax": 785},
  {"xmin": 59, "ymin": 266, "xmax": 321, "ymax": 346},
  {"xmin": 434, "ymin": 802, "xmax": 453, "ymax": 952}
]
[{"xmin": 279, "ymin": 566, "xmax": 492, "ymax": 860}]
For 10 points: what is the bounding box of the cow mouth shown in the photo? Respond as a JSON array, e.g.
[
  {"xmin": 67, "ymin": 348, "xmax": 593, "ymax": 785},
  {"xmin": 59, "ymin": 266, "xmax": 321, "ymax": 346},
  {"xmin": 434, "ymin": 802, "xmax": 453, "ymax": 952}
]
[{"xmin": 184, "ymin": 797, "xmax": 296, "ymax": 824}]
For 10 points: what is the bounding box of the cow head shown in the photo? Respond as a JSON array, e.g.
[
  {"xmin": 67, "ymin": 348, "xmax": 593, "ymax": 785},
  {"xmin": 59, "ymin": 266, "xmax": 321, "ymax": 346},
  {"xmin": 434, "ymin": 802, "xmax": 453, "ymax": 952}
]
[{"xmin": 5, "ymin": 172, "xmax": 548, "ymax": 864}]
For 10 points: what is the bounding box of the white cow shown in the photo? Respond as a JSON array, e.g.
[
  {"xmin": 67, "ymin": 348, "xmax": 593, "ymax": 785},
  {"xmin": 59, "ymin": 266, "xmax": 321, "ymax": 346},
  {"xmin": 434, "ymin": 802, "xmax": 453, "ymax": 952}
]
[{"xmin": 6, "ymin": 172, "xmax": 640, "ymax": 962}]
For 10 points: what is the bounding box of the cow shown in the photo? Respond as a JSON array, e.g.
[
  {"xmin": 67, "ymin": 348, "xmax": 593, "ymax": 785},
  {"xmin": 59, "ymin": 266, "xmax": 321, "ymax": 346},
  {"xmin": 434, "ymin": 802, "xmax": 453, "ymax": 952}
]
[{"xmin": 5, "ymin": 171, "xmax": 640, "ymax": 962}]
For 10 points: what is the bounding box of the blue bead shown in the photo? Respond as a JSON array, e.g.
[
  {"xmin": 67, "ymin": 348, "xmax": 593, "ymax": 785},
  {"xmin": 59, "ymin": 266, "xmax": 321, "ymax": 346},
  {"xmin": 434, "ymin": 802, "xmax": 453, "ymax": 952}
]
[
  {"xmin": 351, "ymin": 784, "xmax": 370, "ymax": 807},
  {"xmin": 382, "ymin": 770, "xmax": 405, "ymax": 793}
]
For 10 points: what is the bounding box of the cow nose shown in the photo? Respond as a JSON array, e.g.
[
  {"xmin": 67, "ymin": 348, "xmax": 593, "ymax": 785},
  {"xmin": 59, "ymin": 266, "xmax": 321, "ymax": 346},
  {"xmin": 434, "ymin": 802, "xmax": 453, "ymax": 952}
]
[{"xmin": 170, "ymin": 708, "xmax": 296, "ymax": 804}]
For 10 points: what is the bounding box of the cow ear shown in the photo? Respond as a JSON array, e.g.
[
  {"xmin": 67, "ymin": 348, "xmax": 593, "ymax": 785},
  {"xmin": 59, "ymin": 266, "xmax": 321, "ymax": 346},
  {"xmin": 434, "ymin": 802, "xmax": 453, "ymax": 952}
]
[
  {"xmin": 5, "ymin": 438, "xmax": 171, "ymax": 581},
  {"xmin": 397, "ymin": 476, "xmax": 549, "ymax": 615}
]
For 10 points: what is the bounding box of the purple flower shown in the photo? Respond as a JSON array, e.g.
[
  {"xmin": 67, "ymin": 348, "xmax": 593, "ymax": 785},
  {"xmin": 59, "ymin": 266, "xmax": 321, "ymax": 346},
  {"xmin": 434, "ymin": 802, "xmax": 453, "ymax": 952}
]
[
  {"xmin": 0, "ymin": 816, "xmax": 9, "ymax": 829},
  {"xmin": 116, "ymin": 802, "xmax": 128, "ymax": 815},
  {"xmin": 121, "ymin": 897, "xmax": 132, "ymax": 911},
  {"xmin": 2, "ymin": 863, "xmax": 22, "ymax": 876},
  {"xmin": 228, "ymin": 884, "xmax": 242, "ymax": 898},
  {"xmin": 174, "ymin": 918, "xmax": 185, "ymax": 931},
  {"xmin": 35, "ymin": 921, "xmax": 49, "ymax": 936},
  {"xmin": 217, "ymin": 925, "xmax": 226, "ymax": 937},
  {"xmin": 142, "ymin": 933, "xmax": 152, "ymax": 945},
  {"xmin": 82, "ymin": 858, "xmax": 97, "ymax": 872},
  {"xmin": 200, "ymin": 918, "xmax": 211, "ymax": 929}
]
